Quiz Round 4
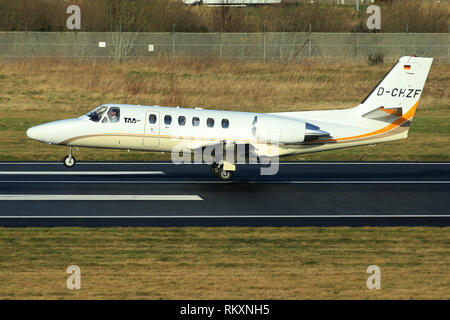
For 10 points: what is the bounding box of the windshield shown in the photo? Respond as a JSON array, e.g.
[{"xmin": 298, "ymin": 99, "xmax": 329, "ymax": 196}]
[{"xmin": 87, "ymin": 106, "xmax": 108, "ymax": 122}]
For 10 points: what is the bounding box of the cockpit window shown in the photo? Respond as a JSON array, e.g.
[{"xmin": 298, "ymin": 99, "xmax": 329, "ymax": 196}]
[
  {"xmin": 107, "ymin": 107, "xmax": 120, "ymax": 123},
  {"xmin": 87, "ymin": 106, "xmax": 108, "ymax": 122},
  {"xmin": 87, "ymin": 106, "xmax": 120, "ymax": 123}
]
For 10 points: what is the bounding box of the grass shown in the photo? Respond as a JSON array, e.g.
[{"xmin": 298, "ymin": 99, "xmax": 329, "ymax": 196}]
[
  {"xmin": 0, "ymin": 227, "xmax": 448, "ymax": 299},
  {"xmin": 0, "ymin": 58, "xmax": 448, "ymax": 300},
  {"xmin": 1, "ymin": 0, "xmax": 448, "ymax": 33},
  {"xmin": 0, "ymin": 57, "xmax": 448, "ymax": 162}
]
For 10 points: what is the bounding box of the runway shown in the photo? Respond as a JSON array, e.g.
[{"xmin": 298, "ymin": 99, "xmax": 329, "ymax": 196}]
[{"xmin": 0, "ymin": 161, "xmax": 449, "ymax": 227}]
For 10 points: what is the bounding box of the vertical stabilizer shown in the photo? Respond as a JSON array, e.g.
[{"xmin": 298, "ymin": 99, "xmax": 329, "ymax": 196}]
[{"xmin": 357, "ymin": 56, "xmax": 433, "ymax": 120}]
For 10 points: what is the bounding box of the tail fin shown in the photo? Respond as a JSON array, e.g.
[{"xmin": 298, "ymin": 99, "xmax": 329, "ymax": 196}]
[{"xmin": 357, "ymin": 56, "xmax": 433, "ymax": 121}]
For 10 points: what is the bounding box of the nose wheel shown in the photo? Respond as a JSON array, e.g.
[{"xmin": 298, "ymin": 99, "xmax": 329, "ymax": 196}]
[{"xmin": 63, "ymin": 147, "xmax": 76, "ymax": 168}]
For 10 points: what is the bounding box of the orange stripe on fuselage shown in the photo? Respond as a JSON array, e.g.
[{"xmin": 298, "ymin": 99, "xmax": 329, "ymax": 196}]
[
  {"xmin": 320, "ymin": 100, "xmax": 419, "ymax": 143},
  {"xmin": 62, "ymin": 100, "xmax": 420, "ymax": 146}
]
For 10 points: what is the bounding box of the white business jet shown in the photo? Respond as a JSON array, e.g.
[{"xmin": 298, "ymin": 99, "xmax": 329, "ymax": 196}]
[{"xmin": 27, "ymin": 56, "xmax": 432, "ymax": 180}]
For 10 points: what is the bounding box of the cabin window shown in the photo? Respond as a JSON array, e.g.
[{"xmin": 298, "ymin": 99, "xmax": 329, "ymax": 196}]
[
  {"xmin": 149, "ymin": 114, "xmax": 157, "ymax": 124},
  {"xmin": 221, "ymin": 119, "xmax": 229, "ymax": 129},
  {"xmin": 101, "ymin": 116, "xmax": 108, "ymax": 123},
  {"xmin": 164, "ymin": 115, "xmax": 172, "ymax": 125},
  {"xmin": 178, "ymin": 116, "xmax": 186, "ymax": 126},
  {"xmin": 192, "ymin": 117, "xmax": 200, "ymax": 127},
  {"xmin": 107, "ymin": 107, "xmax": 120, "ymax": 123},
  {"xmin": 87, "ymin": 105, "xmax": 108, "ymax": 122},
  {"xmin": 207, "ymin": 118, "xmax": 214, "ymax": 128}
]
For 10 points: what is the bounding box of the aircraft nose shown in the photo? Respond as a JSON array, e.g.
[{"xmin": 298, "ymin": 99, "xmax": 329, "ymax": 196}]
[
  {"xmin": 27, "ymin": 119, "xmax": 81, "ymax": 144},
  {"xmin": 26, "ymin": 125, "xmax": 48, "ymax": 143}
]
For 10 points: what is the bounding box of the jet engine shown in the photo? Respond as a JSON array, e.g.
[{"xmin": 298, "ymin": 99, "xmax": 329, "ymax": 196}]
[{"xmin": 251, "ymin": 115, "xmax": 329, "ymax": 144}]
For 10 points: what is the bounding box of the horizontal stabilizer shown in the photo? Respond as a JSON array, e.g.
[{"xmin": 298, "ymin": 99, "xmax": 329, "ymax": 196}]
[{"xmin": 363, "ymin": 107, "xmax": 403, "ymax": 122}]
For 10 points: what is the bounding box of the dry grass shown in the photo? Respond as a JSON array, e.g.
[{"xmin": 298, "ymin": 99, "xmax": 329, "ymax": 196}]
[
  {"xmin": 0, "ymin": 227, "xmax": 448, "ymax": 299},
  {"xmin": 0, "ymin": 57, "xmax": 448, "ymax": 161},
  {"xmin": 1, "ymin": 0, "xmax": 448, "ymax": 32}
]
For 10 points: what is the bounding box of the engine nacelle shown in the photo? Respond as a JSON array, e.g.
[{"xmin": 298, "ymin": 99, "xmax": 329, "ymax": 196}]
[
  {"xmin": 252, "ymin": 115, "xmax": 306, "ymax": 144},
  {"xmin": 251, "ymin": 115, "xmax": 329, "ymax": 144}
]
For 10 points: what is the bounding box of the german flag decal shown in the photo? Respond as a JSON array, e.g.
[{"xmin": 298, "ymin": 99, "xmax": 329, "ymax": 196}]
[{"xmin": 404, "ymin": 65, "xmax": 411, "ymax": 70}]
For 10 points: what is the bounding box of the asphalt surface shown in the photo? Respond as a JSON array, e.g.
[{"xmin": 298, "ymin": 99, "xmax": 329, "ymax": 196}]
[{"xmin": 0, "ymin": 161, "xmax": 449, "ymax": 227}]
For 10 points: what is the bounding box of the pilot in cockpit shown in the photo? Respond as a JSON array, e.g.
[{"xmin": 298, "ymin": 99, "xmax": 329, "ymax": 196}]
[{"xmin": 109, "ymin": 109, "xmax": 119, "ymax": 123}]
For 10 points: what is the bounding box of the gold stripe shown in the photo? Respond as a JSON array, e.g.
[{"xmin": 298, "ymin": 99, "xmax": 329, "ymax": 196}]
[
  {"xmin": 61, "ymin": 101, "xmax": 419, "ymax": 146},
  {"xmin": 318, "ymin": 100, "xmax": 419, "ymax": 143}
]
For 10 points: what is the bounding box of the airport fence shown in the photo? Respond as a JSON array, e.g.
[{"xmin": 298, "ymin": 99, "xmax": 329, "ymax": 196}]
[{"xmin": 0, "ymin": 32, "xmax": 448, "ymax": 63}]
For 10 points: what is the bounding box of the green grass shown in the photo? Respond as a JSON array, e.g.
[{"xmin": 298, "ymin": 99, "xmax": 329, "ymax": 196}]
[
  {"xmin": 0, "ymin": 58, "xmax": 448, "ymax": 162},
  {"xmin": 0, "ymin": 227, "xmax": 448, "ymax": 299}
]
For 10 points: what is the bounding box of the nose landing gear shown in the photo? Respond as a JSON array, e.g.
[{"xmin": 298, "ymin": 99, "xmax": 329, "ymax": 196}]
[{"xmin": 63, "ymin": 147, "xmax": 76, "ymax": 168}]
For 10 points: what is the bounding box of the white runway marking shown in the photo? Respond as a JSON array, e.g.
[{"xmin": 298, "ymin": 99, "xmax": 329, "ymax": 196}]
[
  {"xmin": 0, "ymin": 215, "xmax": 448, "ymax": 219},
  {"xmin": 0, "ymin": 171, "xmax": 165, "ymax": 175},
  {"xmin": 263, "ymin": 180, "xmax": 450, "ymax": 184},
  {"xmin": 0, "ymin": 180, "xmax": 448, "ymax": 184},
  {"xmin": 0, "ymin": 162, "xmax": 448, "ymax": 165},
  {"xmin": 0, "ymin": 194, "xmax": 202, "ymax": 201}
]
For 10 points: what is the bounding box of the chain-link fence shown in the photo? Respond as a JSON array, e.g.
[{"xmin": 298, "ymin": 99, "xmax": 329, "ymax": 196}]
[{"xmin": 0, "ymin": 32, "xmax": 448, "ymax": 63}]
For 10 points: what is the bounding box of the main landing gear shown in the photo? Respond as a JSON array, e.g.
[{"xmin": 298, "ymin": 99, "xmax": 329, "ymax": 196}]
[
  {"xmin": 63, "ymin": 147, "xmax": 76, "ymax": 168},
  {"xmin": 210, "ymin": 161, "xmax": 234, "ymax": 181}
]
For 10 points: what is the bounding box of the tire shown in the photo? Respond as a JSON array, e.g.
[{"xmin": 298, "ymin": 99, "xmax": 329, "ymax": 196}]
[
  {"xmin": 219, "ymin": 169, "xmax": 233, "ymax": 181},
  {"xmin": 63, "ymin": 156, "xmax": 76, "ymax": 168}
]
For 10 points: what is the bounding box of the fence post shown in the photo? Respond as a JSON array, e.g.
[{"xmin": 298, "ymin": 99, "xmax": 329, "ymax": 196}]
[
  {"xmin": 172, "ymin": 24, "xmax": 175, "ymax": 58},
  {"xmin": 75, "ymin": 31, "xmax": 77, "ymax": 58},
  {"xmin": 25, "ymin": 24, "xmax": 28, "ymax": 57},
  {"xmin": 404, "ymin": 24, "xmax": 408, "ymax": 57},
  {"xmin": 447, "ymin": 24, "xmax": 449, "ymax": 64},
  {"xmin": 263, "ymin": 30, "xmax": 266, "ymax": 64},
  {"xmin": 309, "ymin": 24, "xmax": 312, "ymax": 63},
  {"xmin": 220, "ymin": 32, "xmax": 223, "ymax": 59},
  {"xmin": 242, "ymin": 34, "xmax": 245, "ymax": 60}
]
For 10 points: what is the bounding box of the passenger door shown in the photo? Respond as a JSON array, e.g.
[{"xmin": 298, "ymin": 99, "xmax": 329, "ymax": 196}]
[{"xmin": 143, "ymin": 111, "xmax": 160, "ymax": 147}]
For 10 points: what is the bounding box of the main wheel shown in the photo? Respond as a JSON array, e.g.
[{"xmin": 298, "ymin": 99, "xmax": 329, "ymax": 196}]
[
  {"xmin": 218, "ymin": 168, "xmax": 233, "ymax": 181},
  {"xmin": 63, "ymin": 155, "xmax": 76, "ymax": 168}
]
